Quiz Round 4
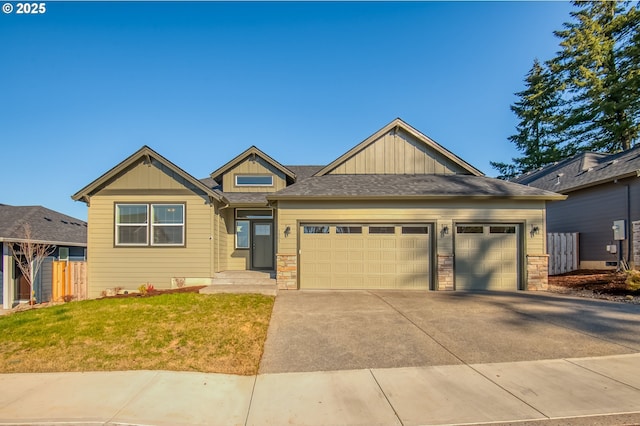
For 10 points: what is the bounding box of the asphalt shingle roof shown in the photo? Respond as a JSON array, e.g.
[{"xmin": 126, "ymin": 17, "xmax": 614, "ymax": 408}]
[
  {"xmin": 0, "ymin": 205, "xmax": 87, "ymax": 245},
  {"xmin": 267, "ymin": 174, "xmax": 563, "ymax": 199},
  {"xmin": 511, "ymin": 146, "xmax": 640, "ymax": 193},
  {"xmin": 285, "ymin": 165, "xmax": 324, "ymax": 182}
]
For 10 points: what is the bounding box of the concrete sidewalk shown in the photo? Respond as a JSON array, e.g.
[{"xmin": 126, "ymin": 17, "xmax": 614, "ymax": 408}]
[{"xmin": 1, "ymin": 353, "xmax": 640, "ymax": 426}]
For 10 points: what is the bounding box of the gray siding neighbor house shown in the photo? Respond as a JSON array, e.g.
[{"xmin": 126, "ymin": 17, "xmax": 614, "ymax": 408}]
[
  {"xmin": 0, "ymin": 204, "xmax": 87, "ymax": 308},
  {"xmin": 512, "ymin": 146, "xmax": 640, "ymax": 270}
]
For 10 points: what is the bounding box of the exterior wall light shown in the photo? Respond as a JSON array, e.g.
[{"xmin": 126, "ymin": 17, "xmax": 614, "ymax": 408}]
[{"xmin": 530, "ymin": 224, "xmax": 540, "ymax": 238}]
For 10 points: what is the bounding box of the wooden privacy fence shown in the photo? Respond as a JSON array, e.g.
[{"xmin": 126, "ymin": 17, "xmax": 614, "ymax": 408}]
[
  {"xmin": 52, "ymin": 261, "xmax": 87, "ymax": 301},
  {"xmin": 547, "ymin": 233, "xmax": 579, "ymax": 275}
]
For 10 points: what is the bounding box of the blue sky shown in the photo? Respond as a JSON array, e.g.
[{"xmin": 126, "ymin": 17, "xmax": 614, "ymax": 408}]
[{"xmin": 1, "ymin": 1, "xmax": 574, "ymax": 221}]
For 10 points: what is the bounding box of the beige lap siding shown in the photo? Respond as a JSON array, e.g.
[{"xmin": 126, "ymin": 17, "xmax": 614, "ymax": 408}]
[{"xmin": 86, "ymin": 195, "xmax": 215, "ymax": 298}]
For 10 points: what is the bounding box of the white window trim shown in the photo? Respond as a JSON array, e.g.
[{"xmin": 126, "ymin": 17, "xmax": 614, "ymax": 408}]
[
  {"xmin": 115, "ymin": 204, "xmax": 149, "ymax": 246},
  {"xmin": 234, "ymin": 174, "xmax": 274, "ymax": 187},
  {"xmin": 115, "ymin": 203, "xmax": 185, "ymax": 247},
  {"xmin": 151, "ymin": 204, "xmax": 185, "ymax": 246}
]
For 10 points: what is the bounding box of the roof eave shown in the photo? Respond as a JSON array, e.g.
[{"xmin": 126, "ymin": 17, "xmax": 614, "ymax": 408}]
[
  {"xmin": 0, "ymin": 237, "xmax": 87, "ymax": 247},
  {"xmin": 557, "ymin": 170, "xmax": 640, "ymax": 194},
  {"xmin": 266, "ymin": 194, "xmax": 566, "ymax": 202}
]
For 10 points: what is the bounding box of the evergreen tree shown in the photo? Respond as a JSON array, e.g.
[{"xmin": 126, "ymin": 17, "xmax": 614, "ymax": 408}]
[
  {"xmin": 550, "ymin": 1, "xmax": 640, "ymax": 152},
  {"xmin": 491, "ymin": 60, "xmax": 567, "ymax": 179}
]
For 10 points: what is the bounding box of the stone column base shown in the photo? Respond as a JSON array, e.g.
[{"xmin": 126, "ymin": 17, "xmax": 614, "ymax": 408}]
[
  {"xmin": 437, "ymin": 255, "xmax": 454, "ymax": 290},
  {"xmin": 527, "ymin": 254, "xmax": 549, "ymax": 291},
  {"xmin": 276, "ymin": 253, "xmax": 297, "ymax": 290}
]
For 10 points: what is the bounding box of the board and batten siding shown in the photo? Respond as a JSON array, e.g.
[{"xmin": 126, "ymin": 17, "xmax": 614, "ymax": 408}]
[
  {"xmin": 276, "ymin": 199, "xmax": 547, "ymax": 256},
  {"xmin": 221, "ymin": 157, "xmax": 287, "ymax": 193},
  {"xmin": 327, "ymin": 129, "xmax": 468, "ymax": 175},
  {"xmin": 86, "ymin": 193, "xmax": 216, "ymax": 299}
]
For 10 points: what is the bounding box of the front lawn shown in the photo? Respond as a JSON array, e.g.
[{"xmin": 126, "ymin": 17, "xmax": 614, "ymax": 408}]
[{"xmin": 0, "ymin": 293, "xmax": 274, "ymax": 375}]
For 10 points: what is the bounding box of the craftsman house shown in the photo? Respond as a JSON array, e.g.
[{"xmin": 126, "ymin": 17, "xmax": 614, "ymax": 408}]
[{"xmin": 72, "ymin": 118, "xmax": 563, "ymax": 298}]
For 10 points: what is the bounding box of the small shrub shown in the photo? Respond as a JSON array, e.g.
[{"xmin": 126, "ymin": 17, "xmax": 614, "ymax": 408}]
[
  {"xmin": 625, "ymin": 270, "xmax": 640, "ymax": 291},
  {"xmin": 137, "ymin": 283, "xmax": 155, "ymax": 296},
  {"xmin": 63, "ymin": 295, "xmax": 74, "ymax": 303}
]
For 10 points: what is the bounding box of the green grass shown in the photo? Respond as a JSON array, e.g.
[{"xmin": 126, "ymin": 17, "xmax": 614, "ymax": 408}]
[{"xmin": 0, "ymin": 293, "xmax": 274, "ymax": 375}]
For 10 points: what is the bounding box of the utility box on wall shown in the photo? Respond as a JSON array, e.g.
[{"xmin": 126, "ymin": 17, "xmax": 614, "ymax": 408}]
[{"xmin": 613, "ymin": 220, "xmax": 626, "ymax": 240}]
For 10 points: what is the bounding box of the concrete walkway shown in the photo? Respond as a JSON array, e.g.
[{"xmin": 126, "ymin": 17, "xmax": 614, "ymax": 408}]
[{"xmin": 2, "ymin": 353, "xmax": 640, "ymax": 425}]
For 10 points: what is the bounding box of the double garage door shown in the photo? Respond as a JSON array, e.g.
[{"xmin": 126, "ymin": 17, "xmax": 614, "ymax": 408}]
[
  {"xmin": 299, "ymin": 223, "xmax": 519, "ymax": 291},
  {"xmin": 300, "ymin": 224, "xmax": 431, "ymax": 290}
]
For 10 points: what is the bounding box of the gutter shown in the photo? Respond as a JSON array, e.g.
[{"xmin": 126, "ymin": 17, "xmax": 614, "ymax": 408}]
[
  {"xmin": 0, "ymin": 237, "xmax": 86, "ymax": 247},
  {"xmin": 265, "ymin": 194, "xmax": 567, "ymax": 202},
  {"xmin": 558, "ymin": 170, "xmax": 640, "ymax": 194}
]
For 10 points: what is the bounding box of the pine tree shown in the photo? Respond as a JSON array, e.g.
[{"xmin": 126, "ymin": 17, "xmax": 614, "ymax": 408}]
[
  {"xmin": 550, "ymin": 0, "xmax": 640, "ymax": 152},
  {"xmin": 491, "ymin": 60, "xmax": 567, "ymax": 179}
]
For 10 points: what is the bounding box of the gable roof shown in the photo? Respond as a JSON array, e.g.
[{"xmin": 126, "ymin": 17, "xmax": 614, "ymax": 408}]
[
  {"xmin": 267, "ymin": 174, "xmax": 565, "ymax": 201},
  {"xmin": 72, "ymin": 146, "xmax": 224, "ymax": 204},
  {"xmin": 512, "ymin": 145, "xmax": 640, "ymax": 193},
  {"xmin": 0, "ymin": 205, "xmax": 87, "ymax": 246},
  {"xmin": 210, "ymin": 146, "xmax": 296, "ymax": 183},
  {"xmin": 314, "ymin": 118, "xmax": 484, "ymax": 177}
]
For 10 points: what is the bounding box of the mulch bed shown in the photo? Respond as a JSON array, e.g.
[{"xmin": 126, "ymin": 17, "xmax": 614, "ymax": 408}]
[
  {"xmin": 107, "ymin": 286, "xmax": 206, "ymax": 298},
  {"xmin": 548, "ymin": 269, "xmax": 640, "ymax": 304}
]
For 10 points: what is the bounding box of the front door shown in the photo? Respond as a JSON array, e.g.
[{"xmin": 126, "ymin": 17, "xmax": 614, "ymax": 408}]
[{"xmin": 252, "ymin": 221, "xmax": 274, "ymax": 270}]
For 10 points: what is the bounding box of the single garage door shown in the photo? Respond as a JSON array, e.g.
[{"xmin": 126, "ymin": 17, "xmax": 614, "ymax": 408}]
[
  {"xmin": 300, "ymin": 224, "xmax": 431, "ymax": 290},
  {"xmin": 455, "ymin": 224, "xmax": 519, "ymax": 290}
]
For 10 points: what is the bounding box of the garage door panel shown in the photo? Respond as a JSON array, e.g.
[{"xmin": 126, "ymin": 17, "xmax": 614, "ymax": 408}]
[
  {"xmin": 455, "ymin": 224, "xmax": 519, "ymax": 291},
  {"xmin": 300, "ymin": 224, "xmax": 431, "ymax": 290}
]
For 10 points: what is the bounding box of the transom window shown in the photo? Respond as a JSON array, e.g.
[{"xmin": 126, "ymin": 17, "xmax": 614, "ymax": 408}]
[
  {"xmin": 236, "ymin": 209, "xmax": 273, "ymax": 219},
  {"xmin": 115, "ymin": 203, "xmax": 184, "ymax": 246},
  {"xmin": 235, "ymin": 175, "xmax": 273, "ymax": 186}
]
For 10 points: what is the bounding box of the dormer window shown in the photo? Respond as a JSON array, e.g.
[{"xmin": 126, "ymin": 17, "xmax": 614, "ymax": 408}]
[{"xmin": 235, "ymin": 175, "xmax": 273, "ymax": 187}]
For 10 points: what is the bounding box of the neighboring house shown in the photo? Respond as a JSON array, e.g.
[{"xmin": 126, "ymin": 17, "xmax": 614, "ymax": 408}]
[
  {"xmin": 512, "ymin": 146, "xmax": 640, "ymax": 270},
  {"xmin": 0, "ymin": 204, "xmax": 87, "ymax": 308},
  {"xmin": 72, "ymin": 118, "xmax": 563, "ymax": 298}
]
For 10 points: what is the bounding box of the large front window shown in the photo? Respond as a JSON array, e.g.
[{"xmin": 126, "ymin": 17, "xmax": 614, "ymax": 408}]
[{"xmin": 116, "ymin": 203, "xmax": 184, "ymax": 246}]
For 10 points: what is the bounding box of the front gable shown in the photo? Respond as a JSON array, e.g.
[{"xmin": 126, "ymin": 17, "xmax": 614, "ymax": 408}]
[
  {"xmin": 315, "ymin": 118, "xmax": 483, "ymax": 176},
  {"xmin": 72, "ymin": 146, "xmax": 222, "ymax": 204},
  {"xmin": 210, "ymin": 146, "xmax": 296, "ymax": 193}
]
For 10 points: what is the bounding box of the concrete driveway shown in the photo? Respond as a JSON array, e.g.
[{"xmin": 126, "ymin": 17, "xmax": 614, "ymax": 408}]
[{"xmin": 259, "ymin": 290, "xmax": 640, "ymax": 373}]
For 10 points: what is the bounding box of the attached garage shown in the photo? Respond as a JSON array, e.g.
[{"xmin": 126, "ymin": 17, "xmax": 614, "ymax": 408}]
[
  {"xmin": 454, "ymin": 224, "xmax": 520, "ymax": 291},
  {"xmin": 299, "ymin": 223, "xmax": 432, "ymax": 290}
]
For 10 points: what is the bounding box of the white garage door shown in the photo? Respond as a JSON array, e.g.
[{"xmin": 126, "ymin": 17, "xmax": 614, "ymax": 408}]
[
  {"xmin": 455, "ymin": 224, "xmax": 519, "ymax": 291},
  {"xmin": 299, "ymin": 224, "xmax": 431, "ymax": 290}
]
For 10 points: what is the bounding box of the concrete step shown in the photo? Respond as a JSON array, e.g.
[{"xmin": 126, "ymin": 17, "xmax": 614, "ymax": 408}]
[
  {"xmin": 212, "ymin": 279, "xmax": 275, "ymax": 286},
  {"xmin": 200, "ymin": 270, "xmax": 277, "ymax": 296},
  {"xmin": 214, "ymin": 270, "xmax": 275, "ymax": 279},
  {"xmin": 200, "ymin": 285, "xmax": 277, "ymax": 296}
]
